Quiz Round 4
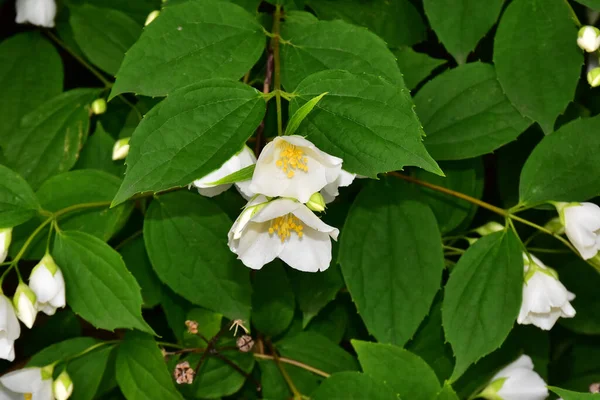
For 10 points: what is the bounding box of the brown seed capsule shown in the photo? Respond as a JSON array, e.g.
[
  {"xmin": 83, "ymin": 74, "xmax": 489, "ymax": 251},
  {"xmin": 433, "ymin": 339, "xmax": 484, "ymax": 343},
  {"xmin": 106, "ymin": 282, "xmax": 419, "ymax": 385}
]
[
  {"xmin": 174, "ymin": 361, "xmax": 195, "ymax": 385},
  {"xmin": 236, "ymin": 335, "xmax": 254, "ymax": 352},
  {"xmin": 229, "ymin": 319, "xmax": 249, "ymax": 336},
  {"xmin": 590, "ymin": 383, "xmax": 600, "ymax": 393},
  {"xmin": 185, "ymin": 320, "xmax": 199, "ymax": 335}
]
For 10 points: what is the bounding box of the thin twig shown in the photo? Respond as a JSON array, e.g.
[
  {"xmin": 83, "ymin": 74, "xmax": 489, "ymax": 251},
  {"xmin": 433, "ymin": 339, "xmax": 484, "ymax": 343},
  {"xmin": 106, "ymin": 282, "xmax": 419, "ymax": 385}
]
[
  {"xmin": 254, "ymin": 51, "xmax": 274, "ymax": 156},
  {"xmin": 266, "ymin": 340, "xmax": 302, "ymax": 398},
  {"xmin": 253, "ymin": 354, "xmax": 330, "ymax": 378},
  {"xmin": 271, "ymin": 5, "xmax": 284, "ymax": 136}
]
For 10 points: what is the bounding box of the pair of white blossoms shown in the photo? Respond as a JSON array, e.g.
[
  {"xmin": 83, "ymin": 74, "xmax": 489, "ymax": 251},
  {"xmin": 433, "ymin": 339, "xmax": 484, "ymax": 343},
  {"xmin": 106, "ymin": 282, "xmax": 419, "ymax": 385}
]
[
  {"xmin": 0, "ymin": 366, "xmax": 72, "ymax": 400},
  {"xmin": 192, "ymin": 136, "xmax": 355, "ymax": 272}
]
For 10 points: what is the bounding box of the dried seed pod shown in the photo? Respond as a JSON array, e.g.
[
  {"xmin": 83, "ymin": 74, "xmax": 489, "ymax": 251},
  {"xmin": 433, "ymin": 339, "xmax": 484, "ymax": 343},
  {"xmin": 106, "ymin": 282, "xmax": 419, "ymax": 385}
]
[
  {"xmin": 229, "ymin": 319, "xmax": 249, "ymax": 336},
  {"xmin": 174, "ymin": 361, "xmax": 195, "ymax": 385},
  {"xmin": 590, "ymin": 383, "xmax": 600, "ymax": 393},
  {"xmin": 185, "ymin": 320, "xmax": 199, "ymax": 335},
  {"xmin": 236, "ymin": 335, "xmax": 254, "ymax": 352}
]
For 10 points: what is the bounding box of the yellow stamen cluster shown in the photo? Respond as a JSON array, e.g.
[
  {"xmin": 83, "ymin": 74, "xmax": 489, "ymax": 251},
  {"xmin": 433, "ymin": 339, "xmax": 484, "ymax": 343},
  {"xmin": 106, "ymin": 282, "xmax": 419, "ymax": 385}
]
[
  {"xmin": 268, "ymin": 214, "xmax": 304, "ymax": 242},
  {"xmin": 25, "ymin": 394, "xmax": 33, "ymax": 400},
  {"xmin": 275, "ymin": 142, "xmax": 309, "ymax": 178}
]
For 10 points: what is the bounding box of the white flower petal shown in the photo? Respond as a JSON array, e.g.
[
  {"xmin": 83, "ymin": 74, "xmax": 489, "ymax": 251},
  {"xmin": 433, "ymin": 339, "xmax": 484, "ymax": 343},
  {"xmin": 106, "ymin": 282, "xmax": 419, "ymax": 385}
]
[
  {"xmin": 32, "ymin": 379, "xmax": 53, "ymax": 400},
  {"xmin": 234, "ymin": 222, "xmax": 284, "ymax": 270},
  {"xmin": 0, "ymin": 384, "xmax": 21, "ymax": 400},
  {"xmin": 278, "ymin": 227, "xmax": 332, "ymax": 272},
  {"xmin": 29, "ymin": 266, "xmax": 60, "ymax": 304},
  {"xmin": 16, "ymin": 293, "xmax": 37, "ymax": 329},
  {"xmin": 497, "ymin": 368, "xmax": 549, "ymax": 400},
  {"xmin": 0, "ymin": 229, "xmax": 11, "ymax": 264},
  {"xmin": 291, "ymin": 205, "xmax": 339, "ymax": 240},
  {"xmin": 563, "ymin": 203, "xmax": 600, "ymax": 260},
  {"xmin": 197, "ymin": 184, "xmax": 232, "ymax": 198},
  {"xmin": 15, "ymin": 0, "xmax": 56, "ymax": 27},
  {"xmin": 251, "ymin": 199, "xmax": 302, "ymax": 223},
  {"xmin": 0, "ymin": 338, "xmax": 15, "ymax": 362},
  {"xmin": 1, "ymin": 368, "xmax": 43, "ymax": 393}
]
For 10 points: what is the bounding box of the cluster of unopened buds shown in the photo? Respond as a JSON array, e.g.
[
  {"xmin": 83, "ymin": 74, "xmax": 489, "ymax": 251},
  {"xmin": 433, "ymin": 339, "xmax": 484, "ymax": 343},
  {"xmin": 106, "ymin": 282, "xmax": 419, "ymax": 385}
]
[
  {"xmin": 577, "ymin": 26, "xmax": 600, "ymax": 87},
  {"xmin": 0, "ymin": 230, "xmax": 66, "ymax": 363}
]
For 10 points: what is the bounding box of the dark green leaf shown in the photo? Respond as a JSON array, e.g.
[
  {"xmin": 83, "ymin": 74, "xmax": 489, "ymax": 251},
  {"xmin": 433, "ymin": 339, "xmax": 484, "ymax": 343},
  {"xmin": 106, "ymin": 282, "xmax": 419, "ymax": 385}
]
[
  {"xmin": 280, "ymin": 18, "xmax": 403, "ymax": 91},
  {"xmin": 519, "ymin": 116, "xmax": 600, "ymax": 204},
  {"xmin": 442, "ymin": 230, "xmax": 523, "ymax": 380},
  {"xmin": 161, "ymin": 289, "xmax": 193, "ymax": 343},
  {"xmin": 0, "ymin": 164, "xmax": 40, "ymax": 228},
  {"xmin": 423, "ymin": 0, "xmax": 503, "ymax": 64},
  {"xmin": 311, "ymin": 372, "xmax": 397, "ymax": 400},
  {"xmin": 415, "ymin": 62, "xmax": 531, "ymax": 160},
  {"xmin": 207, "ymin": 164, "xmax": 255, "ymax": 186},
  {"xmin": 53, "ymin": 231, "xmax": 153, "ymax": 333},
  {"xmin": 184, "ymin": 308, "xmax": 222, "ymax": 342},
  {"xmin": 494, "ymin": 0, "xmax": 581, "ymax": 133},
  {"xmin": 68, "ymin": 346, "xmax": 115, "ymax": 400},
  {"xmin": 413, "ymin": 158, "xmax": 484, "ymax": 234},
  {"xmin": 393, "ymin": 47, "xmax": 446, "ymax": 90},
  {"xmin": 70, "ymin": 4, "xmax": 142, "ymax": 75},
  {"xmin": 558, "ymin": 258, "xmax": 600, "ymax": 335},
  {"xmin": 4, "ymin": 88, "xmax": 101, "ymax": 189},
  {"xmin": 287, "ymin": 264, "xmax": 344, "ymax": 327},
  {"xmin": 352, "ymin": 340, "xmax": 441, "ymax": 400},
  {"xmin": 290, "ymin": 70, "xmax": 441, "ymax": 177},
  {"xmin": 339, "ymin": 179, "xmax": 444, "ymax": 346},
  {"xmin": 110, "ymin": 0, "xmax": 265, "ymax": 97},
  {"xmin": 28, "ymin": 337, "xmax": 99, "ymax": 367},
  {"xmin": 74, "ymin": 123, "xmax": 126, "ymax": 177},
  {"xmin": 550, "ymin": 387, "xmax": 600, "ymax": 400},
  {"xmin": 258, "ymin": 358, "xmax": 322, "ymax": 398},
  {"xmin": 574, "ymin": 0, "xmax": 600, "ymax": 9},
  {"xmin": 84, "ymin": 0, "xmax": 160, "ymax": 25},
  {"xmin": 252, "ymin": 261, "xmax": 295, "ymax": 337},
  {"xmin": 277, "ymin": 332, "xmax": 359, "ymax": 374},
  {"xmin": 119, "ymin": 235, "xmax": 163, "ymax": 308},
  {"xmin": 0, "ymin": 32, "xmax": 63, "ymax": 143},
  {"xmin": 112, "ymin": 80, "xmax": 265, "ymax": 205},
  {"xmin": 144, "ymin": 191, "xmax": 251, "ymax": 321},
  {"xmin": 306, "ymin": 0, "xmax": 426, "ymax": 48},
  {"xmin": 285, "ymin": 92, "xmax": 327, "ymax": 136},
  {"xmin": 116, "ymin": 332, "xmax": 183, "ymax": 400},
  {"xmin": 437, "ymin": 383, "xmax": 460, "ymax": 400},
  {"xmin": 306, "ymin": 299, "xmax": 348, "ymax": 344}
]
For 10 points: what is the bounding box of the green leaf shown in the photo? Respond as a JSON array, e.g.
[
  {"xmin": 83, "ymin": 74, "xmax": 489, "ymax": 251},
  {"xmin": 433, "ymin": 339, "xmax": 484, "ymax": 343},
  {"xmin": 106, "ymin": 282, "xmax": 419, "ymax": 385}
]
[
  {"xmin": 0, "ymin": 164, "xmax": 40, "ymax": 228},
  {"xmin": 68, "ymin": 346, "xmax": 115, "ymax": 400},
  {"xmin": 161, "ymin": 289, "xmax": 193, "ymax": 343},
  {"xmin": 144, "ymin": 191, "xmax": 251, "ymax": 321},
  {"xmin": 112, "ymin": 80, "xmax": 265, "ymax": 205},
  {"xmin": 258, "ymin": 358, "xmax": 322, "ymax": 398},
  {"xmin": 311, "ymin": 372, "xmax": 397, "ymax": 400},
  {"xmin": 287, "ymin": 264, "xmax": 344, "ymax": 327},
  {"xmin": 207, "ymin": 164, "xmax": 255, "ymax": 186},
  {"xmin": 413, "ymin": 158, "xmax": 484, "ymax": 234},
  {"xmin": 28, "ymin": 337, "xmax": 99, "ymax": 366},
  {"xmin": 550, "ymin": 387, "xmax": 600, "ymax": 400},
  {"xmin": 437, "ymin": 383, "xmax": 460, "ymax": 400},
  {"xmin": 70, "ymin": 4, "xmax": 142, "ymax": 75},
  {"xmin": 280, "ymin": 18, "xmax": 403, "ymax": 91},
  {"xmin": 415, "ymin": 62, "xmax": 531, "ymax": 160},
  {"xmin": 352, "ymin": 341, "xmax": 441, "ymax": 400},
  {"xmin": 251, "ymin": 261, "xmax": 295, "ymax": 337},
  {"xmin": 494, "ymin": 0, "xmax": 581, "ymax": 133},
  {"xmin": 53, "ymin": 230, "xmax": 153, "ymax": 333},
  {"xmin": 306, "ymin": 0, "xmax": 426, "ymax": 48},
  {"xmin": 285, "ymin": 92, "xmax": 327, "ymax": 136},
  {"xmin": 558, "ymin": 258, "xmax": 600, "ymax": 335},
  {"xmin": 393, "ymin": 47, "xmax": 446, "ymax": 90},
  {"xmin": 442, "ymin": 230, "xmax": 523, "ymax": 381},
  {"xmin": 574, "ymin": 0, "xmax": 600, "ymax": 9},
  {"xmin": 519, "ymin": 116, "xmax": 600, "ymax": 204},
  {"xmin": 184, "ymin": 308, "xmax": 222, "ymax": 342},
  {"xmin": 0, "ymin": 32, "xmax": 63, "ymax": 143},
  {"xmin": 119, "ymin": 235, "xmax": 164, "ymax": 308},
  {"xmin": 84, "ymin": 0, "xmax": 160, "ymax": 25},
  {"xmin": 74, "ymin": 123, "xmax": 126, "ymax": 177},
  {"xmin": 277, "ymin": 332, "xmax": 359, "ymax": 374},
  {"xmin": 339, "ymin": 179, "xmax": 444, "ymax": 346},
  {"xmin": 181, "ymin": 345, "xmax": 255, "ymax": 398},
  {"xmin": 306, "ymin": 299, "xmax": 348, "ymax": 344},
  {"xmin": 110, "ymin": 0, "xmax": 265, "ymax": 97},
  {"xmin": 116, "ymin": 332, "xmax": 183, "ymax": 400},
  {"xmin": 423, "ymin": 0, "xmax": 503, "ymax": 64},
  {"xmin": 4, "ymin": 88, "xmax": 101, "ymax": 189},
  {"xmin": 289, "ymin": 70, "xmax": 441, "ymax": 177}
]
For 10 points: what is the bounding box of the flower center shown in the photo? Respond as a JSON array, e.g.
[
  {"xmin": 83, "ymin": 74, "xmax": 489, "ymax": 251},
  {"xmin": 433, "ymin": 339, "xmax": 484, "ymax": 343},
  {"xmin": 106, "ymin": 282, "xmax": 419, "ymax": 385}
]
[
  {"xmin": 24, "ymin": 395, "xmax": 32, "ymax": 400},
  {"xmin": 268, "ymin": 214, "xmax": 304, "ymax": 242},
  {"xmin": 275, "ymin": 142, "xmax": 308, "ymax": 178}
]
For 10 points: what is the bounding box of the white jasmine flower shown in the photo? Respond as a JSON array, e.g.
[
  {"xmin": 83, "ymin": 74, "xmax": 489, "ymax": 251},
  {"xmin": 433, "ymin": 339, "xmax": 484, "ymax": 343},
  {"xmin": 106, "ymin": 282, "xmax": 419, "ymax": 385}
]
[
  {"xmin": 192, "ymin": 146, "xmax": 256, "ymax": 199},
  {"xmin": 0, "ymin": 295, "xmax": 20, "ymax": 362},
  {"xmin": 556, "ymin": 202, "xmax": 600, "ymax": 260},
  {"xmin": 15, "ymin": 0, "xmax": 56, "ymax": 28},
  {"xmin": 578, "ymin": 26, "xmax": 600, "ymax": 52},
  {"xmin": 13, "ymin": 283, "xmax": 37, "ymax": 329},
  {"xmin": 53, "ymin": 371, "xmax": 73, "ymax": 400},
  {"xmin": 320, "ymin": 170, "xmax": 356, "ymax": 204},
  {"xmin": 479, "ymin": 355, "xmax": 548, "ymax": 400},
  {"xmin": 518, "ymin": 254, "xmax": 575, "ymax": 330},
  {"xmin": 0, "ymin": 367, "xmax": 54, "ymax": 400},
  {"xmin": 228, "ymin": 196, "xmax": 339, "ymax": 272},
  {"xmin": 0, "ymin": 228, "xmax": 11, "ymax": 264},
  {"xmin": 112, "ymin": 138, "xmax": 130, "ymax": 161},
  {"xmin": 249, "ymin": 136, "xmax": 343, "ymax": 203},
  {"xmin": 29, "ymin": 254, "xmax": 66, "ymax": 316}
]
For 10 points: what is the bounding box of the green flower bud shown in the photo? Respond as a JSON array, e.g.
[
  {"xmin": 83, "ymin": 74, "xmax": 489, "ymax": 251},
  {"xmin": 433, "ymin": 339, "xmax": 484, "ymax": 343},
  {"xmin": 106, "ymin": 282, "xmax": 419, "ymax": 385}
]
[
  {"xmin": 588, "ymin": 67, "xmax": 600, "ymax": 87},
  {"xmin": 91, "ymin": 98, "xmax": 107, "ymax": 115},
  {"xmin": 53, "ymin": 370, "xmax": 74, "ymax": 400},
  {"xmin": 145, "ymin": 10, "xmax": 160, "ymax": 26},
  {"xmin": 306, "ymin": 192, "xmax": 326, "ymax": 212},
  {"xmin": 474, "ymin": 221, "xmax": 504, "ymax": 236}
]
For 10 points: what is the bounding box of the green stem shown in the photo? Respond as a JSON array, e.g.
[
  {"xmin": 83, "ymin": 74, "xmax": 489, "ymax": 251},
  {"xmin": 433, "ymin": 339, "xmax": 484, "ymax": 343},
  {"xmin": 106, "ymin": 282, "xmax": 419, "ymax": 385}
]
[
  {"xmin": 63, "ymin": 341, "xmax": 118, "ymax": 364},
  {"xmin": 267, "ymin": 340, "xmax": 302, "ymax": 399},
  {"xmin": 53, "ymin": 201, "xmax": 112, "ymax": 219},
  {"xmin": 272, "ymin": 5, "xmax": 284, "ymax": 136},
  {"xmin": 156, "ymin": 341, "xmax": 186, "ymax": 350},
  {"xmin": 12, "ymin": 218, "xmax": 53, "ymax": 266},
  {"xmin": 443, "ymin": 245, "xmax": 465, "ymax": 254},
  {"xmin": 45, "ymin": 31, "xmax": 112, "ymax": 88},
  {"xmin": 526, "ymin": 247, "xmax": 572, "ymax": 254}
]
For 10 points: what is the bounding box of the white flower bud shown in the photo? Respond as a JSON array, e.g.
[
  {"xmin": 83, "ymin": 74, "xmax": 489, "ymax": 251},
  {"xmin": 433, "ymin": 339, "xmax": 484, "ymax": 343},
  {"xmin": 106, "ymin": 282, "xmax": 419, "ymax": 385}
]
[
  {"xmin": 0, "ymin": 295, "xmax": 20, "ymax": 362},
  {"xmin": 145, "ymin": 10, "xmax": 160, "ymax": 26},
  {"xmin": 13, "ymin": 283, "xmax": 37, "ymax": 329},
  {"xmin": 29, "ymin": 254, "xmax": 66, "ymax": 316},
  {"xmin": 543, "ymin": 217, "xmax": 565, "ymax": 235},
  {"xmin": 578, "ymin": 26, "xmax": 600, "ymax": 52},
  {"xmin": 53, "ymin": 371, "xmax": 73, "ymax": 400},
  {"xmin": 556, "ymin": 202, "xmax": 600, "ymax": 260},
  {"xmin": 15, "ymin": 0, "xmax": 57, "ymax": 28},
  {"xmin": 478, "ymin": 355, "xmax": 548, "ymax": 400},
  {"xmin": 306, "ymin": 192, "xmax": 326, "ymax": 212},
  {"xmin": 588, "ymin": 67, "xmax": 600, "ymax": 87},
  {"xmin": 112, "ymin": 138, "xmax": 131, "ymax": 161},
  {"xmin": 474, "ymin": 221, "xmax": 504, "ymax": 236},
  {"xmin": 91, "ymin": 99, "xmax": 107, "ymax": 115},
  {"xmin": 0, "ymin": 228, "xmax": 12, "ymax": 264}
]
